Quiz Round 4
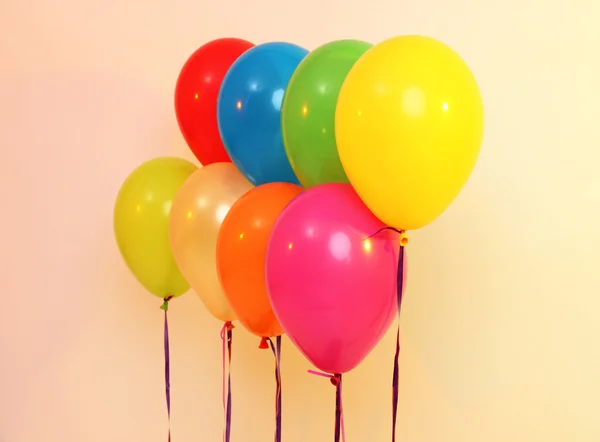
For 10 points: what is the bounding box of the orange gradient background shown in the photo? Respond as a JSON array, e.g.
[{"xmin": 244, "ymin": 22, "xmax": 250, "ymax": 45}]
[{"xmin": 1, "ymin": 0, "xmax": 599, "ymax": 441}]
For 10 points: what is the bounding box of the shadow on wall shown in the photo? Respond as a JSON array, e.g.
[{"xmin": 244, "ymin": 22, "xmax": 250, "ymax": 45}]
[
  {"xmin": 0, "ymin": 69, "xmax": 194, "ymax": 441},
  {"xmin": 0, "ymin": 68, "xmax": 348, "ymax": 442}
]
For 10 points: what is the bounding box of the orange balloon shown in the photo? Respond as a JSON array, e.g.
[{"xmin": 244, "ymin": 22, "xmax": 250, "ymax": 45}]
[{"xmin": 216, "ymin": 182, "xmax": 303, "ymax": 338}]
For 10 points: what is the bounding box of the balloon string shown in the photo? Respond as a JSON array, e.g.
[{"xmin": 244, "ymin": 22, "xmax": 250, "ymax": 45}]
[
  {"xmin": 267, "ymin": 336, "xmax": 283, "ymax": 442},
  {"xmin": 308, "ymin": 371, "xmax": 345, "ymax": 442},
  {"xmin": 221, "ymin": 325, "xmax": 227, "ymax": 417},
  {"xmin": 160, "ymin": 296, "xmax": 174, "ymax": 442},
  {"xmin": 366, "ymin": 227, "xmax": 407, "ymax": 442},
  {"xmin": 392, "ymin": 242, "xmax": 406, "ymax": 442},
  {"xmin": 220, "ymin": 322, "xmax": 234, "ymax": 442}
]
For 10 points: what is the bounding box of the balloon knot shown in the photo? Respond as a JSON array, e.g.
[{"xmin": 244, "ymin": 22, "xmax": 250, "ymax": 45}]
[
  {"xmin": 307, "ymin": 370, "xmax": 342, "ymax": 386},
  {"xmin": 259, "ymin": 337, "xmax": 269, "ymax": 349},
  {"xmin": 399, "ymin": 230, "xmax": 408, "ymax": 247},
  {"xmin": 220, "ymin": 321, "xmax": 235, "ymax": 340},
  {"xmin": 367, "ymin": 226, "xmax": 408, "ymax": 246},
  {"xmin": 160, "ymin": 295, "xmax": 174, "ymax": 311},
  {"xmin": 330, "ymin": 373, "xmax": 341, "ymax": 387}
]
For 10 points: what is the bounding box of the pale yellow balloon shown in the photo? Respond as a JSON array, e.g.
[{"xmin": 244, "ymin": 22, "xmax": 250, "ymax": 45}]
[{"xmin": 169, "ymin": 163, "xmax": 253, "ymax": 321}]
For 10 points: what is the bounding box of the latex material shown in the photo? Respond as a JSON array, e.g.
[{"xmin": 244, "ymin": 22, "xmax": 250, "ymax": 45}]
[
  {"xmin": 216, "ymin": 183, "xmax": 302, "ymax": 338},
  {"xmin": 265, "ymin": 183, "xmax": 401, "ymax": 374},
  {"xmin": 175, "ymin": 38, "xmax": 254, "ymax": 165},
  {"xmin": 217, "ymin": 42, "xmax": 308, "ymax": 185},
  {"xmin": 282, "ymin": 40, "xmax": 372, "ymax": 188},
  {"xmin": 114, "ymin": 157, "xmax": 197, "ymax": 297},
  {"xmin": 169, "ymin": 163, "xmax": 253, "ymax": 321},
  {"xmin": 336, "ymin": 35, "xmax": 484, "ymax": 230}
]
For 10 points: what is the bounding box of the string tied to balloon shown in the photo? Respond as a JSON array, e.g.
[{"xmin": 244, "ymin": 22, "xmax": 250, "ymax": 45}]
[
  {"xmin": 367, "ymin": 227, "xmax": 407, "ymax": 442},
  {"xmin": 308, "ymin": 370, "xmax": 345, "ymax": 442},
  {"xmin": 260, "ymin": 336, "xmax": 282, "ymax": 442},
  {"xmin": 220, "ymin": 321, "xmax": 234, "ymax": 442},
  {"xmin": 160, "ymin": 296, "xmax": 174, "ymax": 442}
]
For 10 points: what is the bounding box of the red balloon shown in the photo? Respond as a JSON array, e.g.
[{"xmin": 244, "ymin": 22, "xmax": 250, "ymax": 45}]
[{"xmin": 175, "ymin": 38, "xmax": 254, "ymax": 165}]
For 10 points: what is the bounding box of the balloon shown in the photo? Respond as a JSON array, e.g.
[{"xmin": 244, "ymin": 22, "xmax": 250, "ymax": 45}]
[
  {"xmin": 217, "ymin": 42, "xmax": 308, "ymax": 185},
  {"xmin": 175, "ymin": 38, "xmax": 254, "ymax": 165},
  {"xmin": 336, "ymin": 35, "xmax": 484, "ymax": 230},
  {"xmin": 169, "ymin": 163, "xmax": 253, "ymax": 321},
  {"xmin": 216, "ymin": 183, "xmax": 302, "ymax": 338},
  {"xmin": 281, "ymin": 40, "xmax": 372, "ymax": 188},
  {"xmin": 114, "ymin": 157, "xmax": 197, "ymax": 297},
  {"xmin": 266, "ymin": 183, "xmax": 402, "ymax": 374}
]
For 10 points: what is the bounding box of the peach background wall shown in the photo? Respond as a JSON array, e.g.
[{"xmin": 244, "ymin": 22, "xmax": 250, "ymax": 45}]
[{"xmin": 1, "ymin": 0, "xmax": 600, "ymax": 440}]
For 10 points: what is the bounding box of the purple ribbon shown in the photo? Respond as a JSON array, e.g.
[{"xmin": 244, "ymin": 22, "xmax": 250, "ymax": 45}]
[
  {"xmin": 308, "ymin": 371, "xmax": 345, "ymax": 442},
  {"xmin": 221, "ymin": 322, "xmax": 234, "ymax": 442},
  {"xmin": 392, "ymin": 244, "xmax": 405, "ymax": 442},
  {"xmin": 160, "ymin": 296, "xmax": 174, "ymax": 442},
  {"xmin": 334, "ymin": 374, "xmax": 343, "ymax": 442},
  {"xmin": 367, "ymin": 227, "xmax": 407, "ymax": 442},
  {"xmin": 267, "ymin": 336, "xmax": 283, "ymax": 442}
]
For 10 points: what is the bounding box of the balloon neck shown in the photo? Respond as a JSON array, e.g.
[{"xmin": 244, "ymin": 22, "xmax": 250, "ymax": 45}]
[
  {"xmin": 259, "ymin": 337, "xmax": 269, "ymax": 349},
  {"xmin": 399, "ymin": 231, "xmax": 408, "ymax": 247},
  {"xmin": 160, "ymin": 295, "xmax": 174, "ymax": 311},
  {"xmin": 225, "ymin": 321, "xmax": 235, "ymax": 332},
  {"xmin": 330, "ymin": 373, "xmax": 342, "ymax": 387}
]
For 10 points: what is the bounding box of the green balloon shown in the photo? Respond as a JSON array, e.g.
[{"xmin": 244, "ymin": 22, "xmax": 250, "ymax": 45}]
[
  {"xmin": 282, "ymin": 40, "xmax": 372, "ymax": 188},
  {"xmin": 114, "ymin": 157, "xmax": 197, "ymax": 298}
]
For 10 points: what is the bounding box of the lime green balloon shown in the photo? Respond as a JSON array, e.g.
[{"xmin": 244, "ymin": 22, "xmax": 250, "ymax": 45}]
[
  {"xmin": 282, "ymin": 40, "xmax": 372, "ymax": 188},
  {"xmin": 114, "ymin": 157, "xmax": 197, "ymax": 298}
]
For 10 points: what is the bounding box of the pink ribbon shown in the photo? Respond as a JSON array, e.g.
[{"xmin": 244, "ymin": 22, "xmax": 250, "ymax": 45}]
[
  {"xmin": 308, "ymin": 370, "xmax": 346, "ymax": 442},
  {"xmin": 220, "ymin": 322, "xmax": 234, "ymax": 442}
]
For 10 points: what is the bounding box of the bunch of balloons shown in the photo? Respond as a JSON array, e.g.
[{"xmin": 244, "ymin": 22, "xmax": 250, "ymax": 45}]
[{"xmin": 114, "ymin": 34, "xmax": 483, "ymax": 375}]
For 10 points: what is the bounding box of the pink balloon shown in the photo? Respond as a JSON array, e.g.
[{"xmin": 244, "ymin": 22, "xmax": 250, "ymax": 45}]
[{"xmin": 266, "ymin": 183, "xmax": 404, "ymax": 374}]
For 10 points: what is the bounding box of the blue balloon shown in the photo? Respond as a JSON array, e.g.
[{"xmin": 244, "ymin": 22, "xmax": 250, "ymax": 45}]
[{"xmin": 217, "ymin": 42, "xmax": 308, "ymax": 185}]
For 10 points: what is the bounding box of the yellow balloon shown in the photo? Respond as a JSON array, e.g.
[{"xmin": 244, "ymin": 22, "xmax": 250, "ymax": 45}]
[
  {"xmin": 336, "ymin": 35, "xmax": 484, "ymax": 230},
  {"xmin": 169, "ymin": 163, "xmax": 253, "ymax": 322},
  {"xmin": 114, "ymin": 157, "xmax": 197, "ymax": 297}
]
